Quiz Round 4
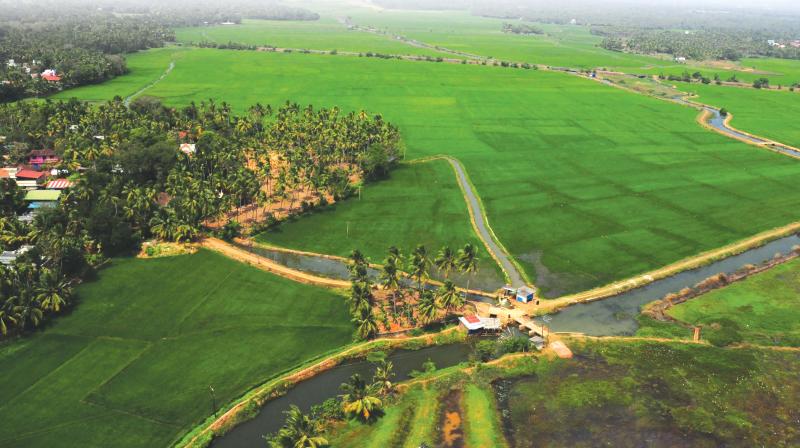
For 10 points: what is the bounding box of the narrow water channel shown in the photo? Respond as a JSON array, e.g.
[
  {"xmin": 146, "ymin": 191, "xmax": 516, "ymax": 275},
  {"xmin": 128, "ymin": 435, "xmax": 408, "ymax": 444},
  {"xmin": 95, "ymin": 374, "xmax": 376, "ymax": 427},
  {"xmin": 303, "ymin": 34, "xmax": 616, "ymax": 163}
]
[
  {"xmin": 236, "ymin": 241, "xmax": 505, "ymax": 293},
  {"xmin": 211, "ymin": 343, "xmax": 473, "ymax": 448},
  {"xmin": 536, "ymin": 234, "xmax": 800, "ymax": 335}
]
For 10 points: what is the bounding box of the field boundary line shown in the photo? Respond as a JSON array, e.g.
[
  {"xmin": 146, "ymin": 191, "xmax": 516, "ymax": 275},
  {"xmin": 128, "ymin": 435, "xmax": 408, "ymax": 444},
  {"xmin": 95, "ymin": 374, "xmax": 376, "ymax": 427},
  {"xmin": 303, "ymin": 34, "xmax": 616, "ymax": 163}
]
[
  {"xmin": 200, "ymin": 238, "xmax": 350, "ymax": 289},
  {"xmin": 532, "ymin": 221, "xmax": 800, "ymax": 314},
  {"xmin": 174, "ymin": 328, "xmax": 463, "ymax": 448},
  {"xmin": 123, "ymin": 58, "xmax": 176, "ymax": 106},
  {"xmin": 409, "ymin": 155, "xmax": 532, "ymax": 288}
]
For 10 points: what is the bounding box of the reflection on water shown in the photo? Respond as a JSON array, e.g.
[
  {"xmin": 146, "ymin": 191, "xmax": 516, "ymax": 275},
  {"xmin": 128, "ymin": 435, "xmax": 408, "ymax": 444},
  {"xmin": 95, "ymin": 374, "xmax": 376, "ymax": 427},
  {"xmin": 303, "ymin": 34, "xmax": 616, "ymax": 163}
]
[
  {"xmin": 238, "ymin": 242, "xmax": 504, "ymax": 292},
  {"xmin": 539, "ymin": 234, "xmax": 800, "ymax": 336},
  {"xmin": 211, "ymin": 343, "xmax": 473, "ymax": 448}
]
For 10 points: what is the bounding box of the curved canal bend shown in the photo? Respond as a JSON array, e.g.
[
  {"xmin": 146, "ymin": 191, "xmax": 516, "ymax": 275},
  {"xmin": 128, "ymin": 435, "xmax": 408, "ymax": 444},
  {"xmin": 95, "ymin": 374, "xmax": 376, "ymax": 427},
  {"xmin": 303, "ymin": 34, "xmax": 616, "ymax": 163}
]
[{"xmin": 700, "ymin": 105, "xmax": 800, "ymax": 158}]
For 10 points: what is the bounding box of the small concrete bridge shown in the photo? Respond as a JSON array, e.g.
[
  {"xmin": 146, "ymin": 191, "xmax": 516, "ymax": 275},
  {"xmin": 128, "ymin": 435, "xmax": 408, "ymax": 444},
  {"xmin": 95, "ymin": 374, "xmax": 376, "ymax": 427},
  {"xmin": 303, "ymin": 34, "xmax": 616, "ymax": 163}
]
[{"xmin": 473, "ymin": 302, "xmax": 546, "ymax": 337}]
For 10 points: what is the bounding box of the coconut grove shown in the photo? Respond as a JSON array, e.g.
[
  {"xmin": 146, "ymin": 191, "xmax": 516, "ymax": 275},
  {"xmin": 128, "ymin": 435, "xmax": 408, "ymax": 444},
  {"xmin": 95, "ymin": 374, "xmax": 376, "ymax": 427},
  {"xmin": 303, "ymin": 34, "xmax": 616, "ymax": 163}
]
[{"xmin": 2, "ymin": 0, "xmax": 800, "ymax": 447}]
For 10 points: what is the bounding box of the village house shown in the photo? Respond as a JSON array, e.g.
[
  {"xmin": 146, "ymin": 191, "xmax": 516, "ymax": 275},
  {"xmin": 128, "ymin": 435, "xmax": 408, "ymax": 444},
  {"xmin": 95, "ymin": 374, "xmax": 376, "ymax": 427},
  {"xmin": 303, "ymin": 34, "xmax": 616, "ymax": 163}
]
[
  {"xmin": 41, "ymin": 69, "xmax": 61, "ymax": 82},
  {"xmin": 28, "ymin": 149, "xmax": 60, "ymax": 169},
  {"xmin": 180, "ymin": 143, "xmax": 197, "ymax": 155},
  {"xmin": 13, "ymin": 169, "xmax": 46, "ymax": 189},
  {"xmin": 24, "ymin": 189, "xmax": 61, "ymax": 210},
  {"xmin": 458, "ymin": 314, "xmax": 502, "ymax": 335},
  {"xmin": 0, "ymin": 245, "xmax": 33, "ymax": 266}
]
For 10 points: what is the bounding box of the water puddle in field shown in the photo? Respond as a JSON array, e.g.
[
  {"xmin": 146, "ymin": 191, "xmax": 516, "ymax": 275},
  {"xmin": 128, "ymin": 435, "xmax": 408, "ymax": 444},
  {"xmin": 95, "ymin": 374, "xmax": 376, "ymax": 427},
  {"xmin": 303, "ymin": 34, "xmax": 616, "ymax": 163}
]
[
  {"xmin": 235, "ymin": 241, "xmax": 504, "ymax": 293},
  {"xmin": 439, "ymin": 389, "xmax": 465, "ymax": 448},
  {"xmin": 211, "ymin": 343, "xmax": 472, "ymax": 448},
  {"xmin": 537, "ymin": 234, "xmax": 800, "ymax": 336}
]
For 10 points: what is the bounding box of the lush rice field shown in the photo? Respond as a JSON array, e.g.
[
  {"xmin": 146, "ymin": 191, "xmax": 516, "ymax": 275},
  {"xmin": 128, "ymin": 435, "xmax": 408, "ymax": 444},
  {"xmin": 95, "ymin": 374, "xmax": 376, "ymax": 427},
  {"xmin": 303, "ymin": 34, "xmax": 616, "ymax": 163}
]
[
  {"xmin": 667, "ymin": 257, "xmax": 800, "ymax": 347},
  {"xmin": 57, "ymin": 47, "xmax": 800, "ymax": 296},
  {"xmin": 257, "ymin": 160, "xmax": 504, "ymax": 288},
  {"xmin": 51, "ymin": 47, "xmax": 184, "ymax": 103},
  {"xmin": 0, "ymin": 250, "xmax": 352, "ymax": 448},
  {"xmin": 175, "ymin": 18, "xmax": 444, "ymax": 57}
]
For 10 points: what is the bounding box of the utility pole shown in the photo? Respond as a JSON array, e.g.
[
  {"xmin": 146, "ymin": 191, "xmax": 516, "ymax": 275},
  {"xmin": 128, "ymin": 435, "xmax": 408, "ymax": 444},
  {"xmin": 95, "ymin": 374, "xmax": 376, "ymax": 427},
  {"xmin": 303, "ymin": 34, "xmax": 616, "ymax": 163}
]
[{"xmin": 209, "ymin": 385, "xmax": 217, "ymax": 416}]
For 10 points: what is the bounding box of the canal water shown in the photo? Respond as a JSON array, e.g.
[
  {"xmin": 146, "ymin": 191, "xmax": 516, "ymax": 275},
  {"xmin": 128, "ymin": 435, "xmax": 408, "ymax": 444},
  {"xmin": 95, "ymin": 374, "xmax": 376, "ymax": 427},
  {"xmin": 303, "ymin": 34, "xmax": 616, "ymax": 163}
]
[
  {"xmin": 237, "ymin": 241, "xmax": 505, "ymax": 293},
  {"xmin": 211, "ymin": 343, "xmax": 473, "ymax": 448},
  {"xmin": 535, "ymin": 234, "xmax": 800, "ymax": 335}
]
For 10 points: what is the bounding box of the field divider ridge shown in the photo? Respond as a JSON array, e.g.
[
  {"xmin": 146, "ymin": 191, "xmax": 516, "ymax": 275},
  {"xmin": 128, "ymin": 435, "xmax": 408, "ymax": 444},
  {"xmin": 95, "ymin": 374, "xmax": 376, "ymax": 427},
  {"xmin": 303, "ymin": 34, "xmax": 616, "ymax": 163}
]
[
  {"xmin": 408, "ymin": 156, "xmax": 532, "ymax": 289},
  {"xmin": 533, "ymin": 221, "xmax": 800, "ymax": 314}
]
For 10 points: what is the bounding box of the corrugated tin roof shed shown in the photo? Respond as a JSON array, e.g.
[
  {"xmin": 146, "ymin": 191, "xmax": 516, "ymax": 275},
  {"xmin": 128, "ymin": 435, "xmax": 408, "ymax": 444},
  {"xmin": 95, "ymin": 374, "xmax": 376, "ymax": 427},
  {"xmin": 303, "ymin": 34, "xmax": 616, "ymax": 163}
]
[{"xmin": 24, "ymin": 189, "xmax": 61, "ymax": 201}]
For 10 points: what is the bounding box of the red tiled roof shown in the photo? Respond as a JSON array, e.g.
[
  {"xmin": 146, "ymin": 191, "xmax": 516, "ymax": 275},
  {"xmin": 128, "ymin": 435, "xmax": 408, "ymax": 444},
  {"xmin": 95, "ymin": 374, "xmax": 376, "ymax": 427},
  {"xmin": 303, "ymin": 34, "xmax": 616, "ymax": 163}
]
[
  {"xmin": 464, "ymin": 315, "xmax": 481, "ymax": 324},
  {"xmin": 15, "ymin": 169, "xmax": 45, "ymax": 179},
  {"xmin": 42, "ymin": 74, "xmax": 61, "ymax": 82}
]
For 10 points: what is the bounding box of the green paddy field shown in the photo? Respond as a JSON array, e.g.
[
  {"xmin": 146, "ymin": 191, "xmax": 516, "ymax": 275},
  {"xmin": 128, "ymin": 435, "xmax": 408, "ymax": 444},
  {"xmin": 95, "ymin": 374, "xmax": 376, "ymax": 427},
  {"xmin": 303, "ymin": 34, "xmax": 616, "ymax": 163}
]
[
  {"xmin": 0, "ymin": 250, "xmax": 352, "ymax": 448},
  {"xmin": 256, "ymin": 160, "xmax": 505, "ymax": 287},
  {"xmin": 667, "ymin": 257, "xmax": 800, "ymax": 347},
  {"xmin": 56, "ymin": 46, "xmax": 800, "ymax": 296}
]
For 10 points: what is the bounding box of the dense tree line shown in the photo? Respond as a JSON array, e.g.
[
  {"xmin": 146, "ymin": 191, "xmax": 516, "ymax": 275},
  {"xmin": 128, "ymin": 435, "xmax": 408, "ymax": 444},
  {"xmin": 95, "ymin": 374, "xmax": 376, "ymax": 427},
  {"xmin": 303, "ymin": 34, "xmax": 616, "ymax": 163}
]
[
  {"xmin": 0, "ymin": 15, "xmax": 173, "ymax": 102},
  {"xmin": 0, "ymin": 97, "xmax": 400, "ymax": 339},
  {"xmin": 596, "ymin": 27, "xmax": 800, "ymax": 61},
  {"xmin": 502, "ymin": 23, "xmax": 544, "ymax": 35}
]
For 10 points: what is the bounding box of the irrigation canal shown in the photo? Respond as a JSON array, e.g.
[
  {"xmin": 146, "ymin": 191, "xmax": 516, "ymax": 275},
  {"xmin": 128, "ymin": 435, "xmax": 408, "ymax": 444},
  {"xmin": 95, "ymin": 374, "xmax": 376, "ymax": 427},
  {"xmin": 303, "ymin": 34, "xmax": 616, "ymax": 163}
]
[{"xmin": 211, "ymin": 343, "xmax": 473, "ymax": 448}]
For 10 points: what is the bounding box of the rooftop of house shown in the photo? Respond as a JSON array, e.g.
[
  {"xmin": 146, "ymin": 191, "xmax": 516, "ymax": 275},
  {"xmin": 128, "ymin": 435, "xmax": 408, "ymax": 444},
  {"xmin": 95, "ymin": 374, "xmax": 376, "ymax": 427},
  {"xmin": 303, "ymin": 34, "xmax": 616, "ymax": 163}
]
[
  {"xmin": 24, "ymin": 189, "xmax": 61, "ymax": 202},
  {"xmin": 15, "ymin": 169, "xmax": 45, "ymax": 179}
]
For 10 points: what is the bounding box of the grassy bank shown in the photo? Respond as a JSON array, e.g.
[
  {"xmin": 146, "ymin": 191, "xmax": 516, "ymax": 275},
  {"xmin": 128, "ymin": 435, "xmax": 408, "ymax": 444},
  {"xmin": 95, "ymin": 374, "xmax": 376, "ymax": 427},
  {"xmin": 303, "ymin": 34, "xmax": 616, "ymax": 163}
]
[{"xmin": 665, "ymin": 257, "xmax": 800, "ymax": 347}]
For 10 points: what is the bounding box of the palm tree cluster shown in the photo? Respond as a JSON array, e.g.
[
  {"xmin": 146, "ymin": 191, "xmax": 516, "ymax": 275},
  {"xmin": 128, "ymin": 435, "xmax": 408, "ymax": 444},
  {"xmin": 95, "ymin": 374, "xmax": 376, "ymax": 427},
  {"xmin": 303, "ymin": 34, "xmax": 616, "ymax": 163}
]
[
  {"xmin": 0, "ymin": 213, "xmax": 83, "ymax": 337},
  {"xmin": 373, "ymin": 243, "xmax": 478, "ymax": 332},
  {"xmin": 348, "ymin": 249, "xmax": 378, "ymax": 340},
  {"xmin": 0, "ymin": 97, "xmax": 400, "ymax": 339}
]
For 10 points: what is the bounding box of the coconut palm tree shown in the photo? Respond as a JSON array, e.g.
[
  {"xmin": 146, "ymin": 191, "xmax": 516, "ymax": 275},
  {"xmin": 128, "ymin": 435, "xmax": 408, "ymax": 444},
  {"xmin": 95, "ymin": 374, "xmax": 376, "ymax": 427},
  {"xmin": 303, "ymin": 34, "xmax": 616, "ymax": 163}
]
[
  {"xmin": 434, "ymin": 246, "xmax": 457, "ymax": 279},
  {"xmin": 409, "ymin": 245, "xmax": 431, "ymax": 293},
  {"xmin": 436, "ymin": 280, "xmax": 462, "ymax": 313},
  {"xmin": 0, "ymin": 307, "xmax": 18, "ymax": 336},
  {"xmin": 352, "ymin": 305, "xmax": 378, "ymax": 340},
  {"xmin": 339, "ymin": 374, "xmax": 382, "ymax": 422},
  {"xmin": 379, "ymin": 256, "xmax": 401, "ymax": 315},
  {"xmin": 457, "ymin": 244, "xmax": 479, "ymax": 291},
  {"xmin": 267, "ymin": 405, "xmax": 329, "ymax": 448},
  {"xmin": 372, "ymin": 360, "xmax": 395, "ymax": 397},
  {"xmin": 417, "ymin": 290, "xmax": 439, "ymax": 324},
  {"xmin": 35, "ymin": 268, "xmax": 71, "ymax": 313}
]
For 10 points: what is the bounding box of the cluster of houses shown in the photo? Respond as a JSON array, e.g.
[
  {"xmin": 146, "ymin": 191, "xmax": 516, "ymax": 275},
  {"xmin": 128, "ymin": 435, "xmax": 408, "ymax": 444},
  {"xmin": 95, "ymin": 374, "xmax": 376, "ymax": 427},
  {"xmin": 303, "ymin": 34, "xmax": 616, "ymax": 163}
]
[
  {"xmin": 4, "ymin": 59, "xmax": 62, "ymax": 82},
  {"xmin": 1, "ymin": 148, "xmax": 71, "ymax": 225},
  {"xmin": 767, "ymin": 40, "xmax": 800, "ymax": 50},
  {"xmin": 1, "ymin": 143, "xmax": 72, "ymax": 265}
]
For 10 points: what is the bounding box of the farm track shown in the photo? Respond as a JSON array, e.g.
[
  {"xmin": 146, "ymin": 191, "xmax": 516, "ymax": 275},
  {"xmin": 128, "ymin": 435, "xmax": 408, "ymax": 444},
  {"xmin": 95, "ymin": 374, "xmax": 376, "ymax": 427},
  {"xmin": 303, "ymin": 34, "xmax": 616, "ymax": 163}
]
[
  {"xmin": 409, "ymin": 156, "xmax": 528, "ymax": 288},
  {"xmin": 200, "ymin": 237, "xmax": 350, "ymax": 289},
  {"xmin": 123, "ymin": 60, "xmax": 175, "ymax": 107}
]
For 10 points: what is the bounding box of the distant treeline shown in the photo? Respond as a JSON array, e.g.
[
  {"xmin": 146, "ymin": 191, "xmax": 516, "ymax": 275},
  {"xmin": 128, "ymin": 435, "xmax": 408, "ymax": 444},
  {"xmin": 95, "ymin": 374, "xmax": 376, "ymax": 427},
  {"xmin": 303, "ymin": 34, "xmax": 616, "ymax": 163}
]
[
  {"xmin": 0, "ymin": 16, "xmax": 172, "ymax": 102},
  {"xmin": 502, "ymin": 23, "xmax": 544, "ymax": 35},
  {"xmin": 0, "ymin": 0, "xmax": 321, "ymax": 102},
  {"xmin": 596, "ymin": 27, "xmax": 800, "ymax": 61}
]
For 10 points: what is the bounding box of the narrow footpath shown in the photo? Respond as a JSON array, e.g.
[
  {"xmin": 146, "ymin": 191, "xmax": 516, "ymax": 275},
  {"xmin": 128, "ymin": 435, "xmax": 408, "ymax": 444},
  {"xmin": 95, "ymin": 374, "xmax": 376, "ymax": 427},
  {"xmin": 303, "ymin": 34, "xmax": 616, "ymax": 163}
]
[
  {"xmin": 444, "ymin": 157, "xmax": 528, "ymax": 288},
  {"xmin": 123, "ymin": 60, "xmax": 175, "ymax": 106}
]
